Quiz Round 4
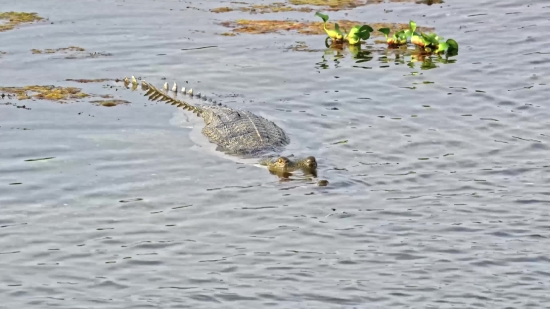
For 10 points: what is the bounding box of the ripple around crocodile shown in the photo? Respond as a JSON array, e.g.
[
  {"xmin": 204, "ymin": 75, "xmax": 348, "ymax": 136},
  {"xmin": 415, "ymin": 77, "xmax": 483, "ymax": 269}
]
[{"xmin": 123, "ymin": 76, "xmax": 318, "ymax": 177}]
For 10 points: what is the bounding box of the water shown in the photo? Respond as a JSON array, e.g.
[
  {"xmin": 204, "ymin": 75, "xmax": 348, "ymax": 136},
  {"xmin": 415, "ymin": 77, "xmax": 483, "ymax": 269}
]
[{"xmin": 1, "ymin": 0, "xmax": 550, "ymax": 307}]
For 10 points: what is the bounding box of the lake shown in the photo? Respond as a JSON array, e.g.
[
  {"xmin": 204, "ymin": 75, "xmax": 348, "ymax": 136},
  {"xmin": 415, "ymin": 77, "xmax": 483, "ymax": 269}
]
[{"xmin": 1, "ymin": 0, "xmax": 550, "ymax": 307}]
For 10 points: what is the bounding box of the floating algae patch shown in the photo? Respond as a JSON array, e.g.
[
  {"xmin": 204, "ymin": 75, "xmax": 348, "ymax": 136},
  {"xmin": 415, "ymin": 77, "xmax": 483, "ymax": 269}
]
[
  {"xmin": 90, "ymin": 99, "xmax": 131, "ymax": 107},
  {"xmin": 66, "ymin": 78, "xmax": 113, "ymax": 83},
  {"xmin": 211, "ymin": 7, "xmax": 235, "ymax": 13},
  {"xmin": 288, "ymin": 0, "xmax": 365, "ymax": 10},
  {"xmin": 66, "ymin": 51, "xmax": 113, "ymax": 59},
  {"xmin": 31, "ymin": 47, "xmax": 112, "ymax": 59},
  {"xmin": 0, "ymin": 12, "xmax": 45, "ymax": 32},
  {"xmin": 285, "ymin": 41, "xmax": 323, "ymax": 52},
  {"xmin": 31, "ymin": 46, "xmax": 86, "ymax": 54},
  {"xmin": 211, "ymin": 3, "xmax": 314, "ymax": 14},
  {"xmin": 220, "ymin": 19, "xmax": 433, "ymax": 36},
  {"xmin": 366, "ymin": 0, "xmax": 443, "ymax": 4},
  {"xmin": 0, "ymin": 85, "xmax": 89, "ymax": 102}
]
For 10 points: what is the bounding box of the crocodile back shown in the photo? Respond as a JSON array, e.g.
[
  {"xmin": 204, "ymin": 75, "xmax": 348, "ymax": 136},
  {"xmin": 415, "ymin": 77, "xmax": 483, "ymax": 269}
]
[{"xmin": 201, "ymin": 105, "xmax": 290, "ymax": 156}]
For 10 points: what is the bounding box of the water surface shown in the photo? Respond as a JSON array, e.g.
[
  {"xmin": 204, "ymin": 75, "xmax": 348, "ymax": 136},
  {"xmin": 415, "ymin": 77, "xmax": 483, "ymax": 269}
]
[{"xmin": 2, "ymin": 0, "xmax": 550, "ymax": 308}]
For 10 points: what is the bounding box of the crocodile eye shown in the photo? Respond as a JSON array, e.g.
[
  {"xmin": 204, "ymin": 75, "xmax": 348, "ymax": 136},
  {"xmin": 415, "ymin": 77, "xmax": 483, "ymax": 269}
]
[
  {"xmin": 277, "ymin": 157, "xmax": 289, "ymax": 165},
  {"xmin": 306, "ymin": 156, "xmax": 317, "ymax": 168}
]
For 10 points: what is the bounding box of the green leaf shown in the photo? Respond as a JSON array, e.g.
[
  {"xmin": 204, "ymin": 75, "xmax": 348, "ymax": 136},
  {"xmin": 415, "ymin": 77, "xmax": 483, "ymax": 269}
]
[
  {"xmin": 446, "ymin": 39, "xmax": 459, "ymax": 50},
  {"xmin": 353, "ymin": 24, "xmax": 373, "ymax": 41},
  {"xmin": 395, "ymin": 30, "xmax": 407, "ymax": 42},
  {"xmin": 315, "ymin": 12, "xmax": 329, "ymax": 23},
  {"xmin": 409, "ymin": 20, "xmax": 417, "ymax": 34},
  {"xmin": 378, "ymin": 27, "xmax": 390, "ymax": 38},
  {"xmin": 358, "ymin": 31, "xmax": 371, "ymax": 40},
  {"xmin": 359, "ymin": 25, "xmax": 373, "ymax": 33},
  {"xmin": 347, "ymin": 26, "xmax": 359, "ymax": 37},
  {"xmin": 421, "ymin": 32, "xmax": 439, "ymax": 46},
  {"xmin": 436, "ymin": 42, "xmax": 448, "ymax": 53},
  {"xmin": 334, "ymin": 23, "xmax": 343, "ymax": 37}
]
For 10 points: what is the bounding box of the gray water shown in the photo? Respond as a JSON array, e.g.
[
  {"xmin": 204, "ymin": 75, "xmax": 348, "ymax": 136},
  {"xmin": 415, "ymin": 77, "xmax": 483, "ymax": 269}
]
[{"xmin": 2, "ymin": 0, "xmax": 550, "ymax": 308}]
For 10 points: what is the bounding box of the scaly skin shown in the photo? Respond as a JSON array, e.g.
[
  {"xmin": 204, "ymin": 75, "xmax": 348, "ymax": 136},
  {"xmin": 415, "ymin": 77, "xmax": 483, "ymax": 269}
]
[
  {"xmin": 260, "ymin": 156, "xmax": 317, "ymax": 173},
  {"xmin": 123, "ymin": 77, "xmax": 319, "ymax": 178}
]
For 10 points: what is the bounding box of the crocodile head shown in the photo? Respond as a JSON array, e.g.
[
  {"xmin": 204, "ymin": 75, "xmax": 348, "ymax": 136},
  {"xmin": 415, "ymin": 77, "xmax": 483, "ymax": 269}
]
[
  {"xmin": 301, "ymin": 156, "xmax": 317, "ymax": 169},
  {"xmin": 264, "ymin": 156, "xmax": 317, "ymax": 174}
]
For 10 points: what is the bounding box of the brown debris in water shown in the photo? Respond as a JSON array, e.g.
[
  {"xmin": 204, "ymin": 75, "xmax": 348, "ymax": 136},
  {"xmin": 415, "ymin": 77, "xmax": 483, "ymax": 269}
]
[
  {"xmin": 0, "ymin": 51, "xmax": 6, "ymax": 58},
  {"xmin": 288, "ymin": 0, "xmax": 365, "ymax": 10},
  {"xmin": 90, "ymin": 99, "xmax": 131, "ymax": 107},
  {"xmin": 367, "ymin": 0, "xmax": 443, "ymax": 4},
  {"xmin": 211, "ymin": 7, "xmax": 235, "ymax": 13},
  {"xmin": 65, "ymin": 78, "xmax": 113, "ymax": 83},
  {"xmin": 287, "ymin": 0, "xmax": 443, "ymax": 9},
  {"xmin": 220, "ymin": 19, "xmax": 433, "ymax": 36},
  {"xmin": 0, "ymin": 12, "xmax": 45, "ymax": 32},
  {"xmin": 287, "ymin": 41, "xmax": 321, "ymax": 52},
  {"xmin": 211, "ymin": 2, "xmax": 314, "ymax": 14},
  {"xmin": 0, "ymin": 85, "xmax": 89, "ymax": 102},
  {"xmin": 31, "ymin": 47, "xmax": 112, "ymax": 59},
  {"xmin": 31, "ymin": 46, "xmax": 86, "ymax": 54}
]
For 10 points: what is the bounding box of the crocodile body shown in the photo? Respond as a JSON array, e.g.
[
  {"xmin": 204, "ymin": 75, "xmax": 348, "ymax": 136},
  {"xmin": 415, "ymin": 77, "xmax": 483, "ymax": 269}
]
[{"xmin": 124, "ymin": 77, "xmax": 316, "ymax": 174}]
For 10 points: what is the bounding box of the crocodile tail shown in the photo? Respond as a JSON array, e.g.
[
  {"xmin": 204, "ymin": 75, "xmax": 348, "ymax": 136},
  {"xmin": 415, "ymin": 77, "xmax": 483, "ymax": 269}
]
[{"xmin": 141, "ymin": 81, "xmax": 203, "ymax": 115}]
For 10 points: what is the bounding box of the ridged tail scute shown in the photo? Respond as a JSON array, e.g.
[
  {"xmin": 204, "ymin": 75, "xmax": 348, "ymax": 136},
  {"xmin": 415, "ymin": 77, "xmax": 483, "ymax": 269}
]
[{"xmin": 142, "ymin": 82, "xmax": 203, "ymax": 116}]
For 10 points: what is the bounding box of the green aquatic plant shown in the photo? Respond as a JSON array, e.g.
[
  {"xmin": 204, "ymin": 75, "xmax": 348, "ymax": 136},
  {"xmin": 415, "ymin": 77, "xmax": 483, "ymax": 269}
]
[
  {"xmin": 315, "ymin": 12, "xmax": 373, "ymax": 44},
  {"xmin": 405, "ymin": 20, "xmax": 459, "ymax": 55},
  {"xmin": 380, "ymin": 20, "xmax": 459, "ymax": 56},
  {"xmin": 346, "ymin": 25, "xmax": 374, "ymax": 45},
  {"xmin": 0, "ymin": 12, "xmax": 44, "ymax": 32},
  {"xmin": 0, "ymin": 85, "xmax": 89, "ymax": 101},
  {"xmin": 315, "ymin": 12, "xmax": 344, "ymax": 41},
  {"xmin": 378, "ymin": 28, "xmax": 408, "ymax": 46}
]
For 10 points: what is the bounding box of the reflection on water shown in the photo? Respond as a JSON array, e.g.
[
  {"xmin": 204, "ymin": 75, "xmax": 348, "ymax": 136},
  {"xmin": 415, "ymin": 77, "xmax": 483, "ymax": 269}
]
[{"xmin": 315, "ymin": 42, "xmax": 456, "ymax": 70}]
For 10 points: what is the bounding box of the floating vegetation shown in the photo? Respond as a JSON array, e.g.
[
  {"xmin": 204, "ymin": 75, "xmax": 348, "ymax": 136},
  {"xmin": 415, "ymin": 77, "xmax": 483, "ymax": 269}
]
[
  {"xmin": 65, "ymin": 78, "xmax": 113, "ymax": 83},
  {"xmin": 367, "ymin": 0, "xmax": 444, "ymax": 4},
  {"xmin": 90, "ymin": 99, "xmax": 131, "ymax": 107},
  {"xmin": 66, "ymin": 51, "xmax": 113, "ymax": 59},
  {"xmin": 289, "ymin": 0, "xmax": 364, "ymax": 10},
  {"xmin": 211, "ymin": 7, "xmax": 234, "ymax": 13},
  {"xmin": 211, "ymin": 3, "xmax": 313, "ymax": 14},
  {"xmin": 30, "ymin": 47, "xmax": 112, "ymax": 59},
  {"xmin": 31, "ymin": 46, "xmax": 86, "ymax": 54},
  {"xmin": 0, "ymin": 85, "xmax": 89, "ymax": 102},
  {"xmin": 286, "ymin": 41, "xmax": 318, "ymax": 52},
  {"xmin": 0, "ymin": 12, "xmax": 45, "ymax": 32},
  {"xmin": 219, "ymin": 19, "xmax": 430, "ymax": 36},
  {"xmin": 379, "ymin": 20, "xmax": 458, "ymax": 56},
  {"xmin": 313, "ymin": 13, "xmax": 458, "ymax": 56},
  {"xmin": 315, "ymin": 12, "xmax": 373, "ymax": 44}
]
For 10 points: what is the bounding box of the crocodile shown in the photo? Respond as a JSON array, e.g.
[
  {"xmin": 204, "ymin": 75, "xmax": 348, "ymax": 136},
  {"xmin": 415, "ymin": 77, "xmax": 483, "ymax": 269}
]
[{"xmin": 123, "ymin": 76, "xmax": 317, "ymax": 176}]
